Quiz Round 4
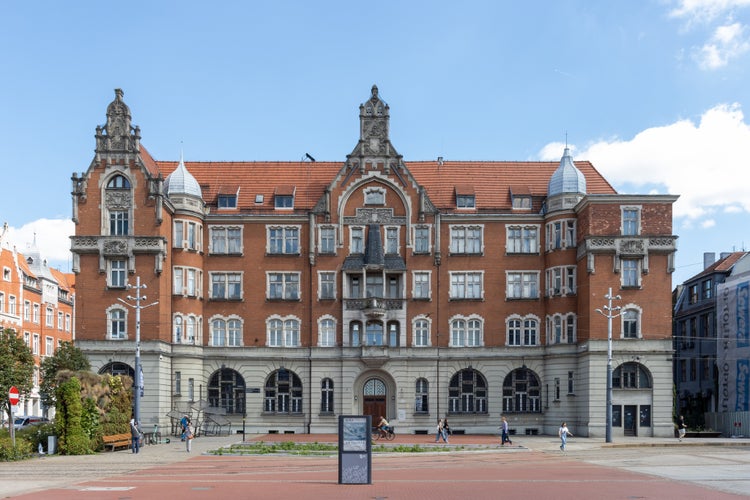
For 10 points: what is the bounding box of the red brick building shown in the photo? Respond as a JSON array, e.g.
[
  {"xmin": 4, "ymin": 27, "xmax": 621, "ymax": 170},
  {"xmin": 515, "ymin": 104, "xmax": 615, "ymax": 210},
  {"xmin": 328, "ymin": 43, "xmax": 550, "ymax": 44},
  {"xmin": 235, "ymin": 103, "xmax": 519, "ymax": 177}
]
[
  {"xmin": 71, "ymin": 87, "xmax": 678, "ymax": 437},
  {"xmin": 0, "ymin": 238, "xmax": 75, "ymax": 418}
]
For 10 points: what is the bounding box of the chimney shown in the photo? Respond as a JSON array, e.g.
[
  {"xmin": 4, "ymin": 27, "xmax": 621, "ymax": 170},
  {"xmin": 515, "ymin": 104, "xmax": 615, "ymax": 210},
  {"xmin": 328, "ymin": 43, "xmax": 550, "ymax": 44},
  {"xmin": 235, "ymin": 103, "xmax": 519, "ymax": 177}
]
[
  {"xmin": 703, "ymin": 252, "xmax": 716, "ymax": 269},
  {"xmin": 720, "ymin": 252, "xmax": 731, "ymax": 260}
]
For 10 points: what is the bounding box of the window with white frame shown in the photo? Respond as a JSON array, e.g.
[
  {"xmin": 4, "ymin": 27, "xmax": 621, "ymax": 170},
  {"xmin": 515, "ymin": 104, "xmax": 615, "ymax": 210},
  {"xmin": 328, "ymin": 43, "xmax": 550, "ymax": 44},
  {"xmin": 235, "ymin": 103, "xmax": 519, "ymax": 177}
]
[
  {"xmin": 45, "ymin": 307, "xmax": 54, "ymax": 327},
  {"xmin": 414, "ymin": 226, "xmax": 430, "ymax": 254},
  {"xmin": 448, "ymin": 368, "xmax": 487, "ymax": 413},
  {"xmin": 107, "ymin": 306, "xmax": 127, "ymax": 340},
  {"xmin": 173, "ymin": 219, "xmax": 202, "ymax": 250},
  {"xmin": 268, "ymin": 226, "xmax": 300, "ymax": 254},
  {"xmin": 267, "ymin": 317, "xmax": 301, "ymax": 347},
  {"xmin": 58, "ymin": 311, "xmax": 63, "ymax": 330},
  {"xmin": 318, "ymin": 317, "xmax": 336, "ymax": 347},
  {"xmin": 211, "ymin": 272, "xmax": 243, "ymax": 300},
  {"xmin": 456, "ymin": 194, "xmax": 475, "ymax": 208},
  {"xmin": 546, "ymin": 219, "xmax": 576, "ymax": 250},
  {"xmin": 506, "ymin": 316, "xmax": 539, "ymax": 346},
  {"xmin": 65, "ymin": 313, "xmax": 71, "ymax": 332},
  {"xmin": 449, "ymin": 225, "xmax": 482, "ymax": 254},
  {"xmin": 506, "ymin": 271, "xmax": 539, "ymax": 299},
  {"xmin": 8, "ymin": 296, "xmax": 16, "ymax": 315},
  {"xmin": 547, "ymin": 313, "xmax": 577, "ymax": 344},
  {"xmin": 321, "ymin": 378, "xmax": 334, "ymax": 413},
  {"xmin": 621, "ymin": 258, "xmax": 640, "ymax": 287},
  {"xmin": 413, "ymin": 317, "xmax": 430, "ymax": 346},
  {"xmin": 268, "ymin": 272, "xmax": 300, "ymax": 300},
  {"xmin": 506, "ymin": 225, "xmax": 539, "ymax": 254},
  {"xmin": 109, "ymin": 210, "xmax": 129, "ymax": 236},
  {"xmin": 45, "ymin": 336, "xmax": 53, "ymax": 356},
  {"xmin": 174, "ymin": 315, "xmax": 183, "ymax": 343},
  {"xmin": 23, "ymin": 331, "xmax": 30, "ymax": 346},
  {"xmin": 217, "ymin": 194, "xmax": 237, "ymax": 208},
  {"xmin": 415, "ymin": 378, "xmax": 429, "ymax": 413},
  {"xmin": 450, "ymin": 271, "xmax": 483, "ymax": 300},
  {"xmin": 450, "ymin": 317, "xmax": 483, "ymax": 347},
  {"xmin": 622, "ymin": 307, "xmax": 640, "ymax": 338},
  {"xmin": 412, "ymin": 271, "xmax": 431, "ymax": 299},
  {"xmin": 210, "ymin": 317, "xmax": 243, "ymax": 346},
  {"xmin": 173, "ymin": 266, "xmax": 202, "ymax": 297},
  {"xmin": 622, "ymin": 207, "xmax": 641, "ymax": 236},
  {"xmin": 319, "ymin": 272, "xmax": 336, "ymax": 300},
  {"xmin": 109, "ymin": 259, "xmax": 127, "ymax": 288},
  {"xmin": 502, "ymin": 368, "xmax": 541, "ymax": 413},
  {"xmin": 0, "ymin": 292, "xmax": 5, "ymax": 313},
  {"xmin": 24, "ymin": 300, "xmax": 30, "ymax": 321},
  {"xmin": 210, "ymin": 226, "xmax": 242, "ymax": 254},
  {"xmin": 319, "ymin": 226, "xmax": 336, "ymax": 254},
  {"xmin": 385, "ymin": 226, "xmax": 399, "ymax": 254},
  {"xmin": 350, "ymin": 226, "xmax": 364, "ymax": 253},
  {"xmin": 545, "ymin": 266, "xmax": 576, "ymax": 296},
  {"xmin": 2, "ymin": 267, "xmax": 10, "ymax": 281},
  {"xmin": 32, "ymin": 303, "xmax": 40, "ymax": 323}
]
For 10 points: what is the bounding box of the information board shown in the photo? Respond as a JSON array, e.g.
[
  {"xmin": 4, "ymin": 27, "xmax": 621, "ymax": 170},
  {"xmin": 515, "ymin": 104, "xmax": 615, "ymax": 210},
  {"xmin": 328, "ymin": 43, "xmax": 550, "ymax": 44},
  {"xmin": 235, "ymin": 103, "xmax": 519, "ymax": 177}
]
[{"xmin": 338, "ymin": 415, "xmax": 372, "ymax": 485}]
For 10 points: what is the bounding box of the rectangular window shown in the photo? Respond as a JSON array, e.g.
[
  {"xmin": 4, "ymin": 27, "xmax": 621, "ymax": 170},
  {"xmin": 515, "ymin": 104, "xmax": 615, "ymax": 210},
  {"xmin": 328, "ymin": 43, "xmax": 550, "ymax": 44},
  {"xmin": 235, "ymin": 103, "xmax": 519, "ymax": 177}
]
[
  {"xmin": 554, "ymin": 378, "xmax": 560, "ymax": 401},
  {"xmin": 217, "ymin": 194, "xmax": 237, "ymax": 208},
  {"xmin": 173, "ymin": 267, "xmax": 184, "ymax": 294},
  {"xmin": 385, "ymin": 227, "xmax": 399, "ymax": 254},
  {"xmin": 567, "ymin": 371, "xmax": 575, "ymax": 394},
  {"xmin": 210, "ymin": 226, "xmax": 242, "ymax": 254},
  {"xmin": 319, "ymin": 226, "xmax": 335, "ymax": 254},
  {"xmin": 450, "ymin": 226, "xmax": 482, "ymax": 254},
  {"xmin": 414, "ymin": 319, "xmax": 430, "ymax": 347},
  {"xmin": 32, "ymin": 334, "xmax": 40, "ymax": 355},
  {"xmin": 456, "ymin": 194, "xmax": 475, "ymax": 208},
  {"xmin": 268, "ymin": 226, "xmax": 300, "ymax": 254},
  {"xmin": 414, "ymin": 226, "xmax": 430, "ymax": 254},
  {"xmin": 612, "ymin": 405, "xmax": 622, "ymax": 427},
  {"xmin": 622, "ymin": 259, "xmax": 640, "ymax": 287},
  {"xmin": 319, "ymin": 272, "xmax": 336, "ymax": 300},
  {"xmin": 24, "ymin": 301, "xmax": 31, "ymax": 320},
  {"xmin": 450, "ymin": 272, "xmax": 483, "ymax": 299},
  {"xmin": 639, "ymin": 405, "xmax": 651, "ymax": 427},
  {"xmin": 268, "ymin": 272, "xmax": 300, "ymax": 300},
  {"xmin": 622, "ymin": 207, "xmax": 640, "ymax": 236},
  {"xmin": 187, "ymin": 268, "xmax": 197, "ymax": 296},
  {"xmin": 506, "ymin": 272, "xmax": 539, "ymax": 299},
  {"xmin": 110, "ymin": 259, "xmax": 127, "ymax": 288},
  {"xmin": 506, "ymin": 225, "xmax": 538, "ymax": 254},
  {"xmin": 702, "ymin": 279, "xmax": 713, "ymax": 299},
  {"xmin": 366, "ymin": 275, "xmax": 384, "ymax": 298},
  {"xmin": 45, "ymin": 336, "xmax": 54, "ymax": 356},
  {"xmin": 350, "ymin": 226, "xmax": 364, "ymax": 253},
  {"xmin": 211, "ymin": 272, "xmax": 243, "ymax": 300},
  {"xmin": 65, "ymin": 314, "xmax": 71, "ymax": 331},
  {"xmin": 0, "ymin": 292, "xmax": 4, "ymax": 313},
  {"xmin": 175, "ymin": 371, "xmax": 182, "ymax": 395},
  {"xmin": 45, "ymin": 307, "xmax": 54, "ymax": 327},
  {"xmin": 8, "ymin": 296, "xmax": 16, "ymax": 315},
  {"xmin": 110, "ymin": 210, "xmax": 129, "ymax": 236},
  {"xmin": 275, "ymin": 194, "xmax": 294, "ymax": 208},
  {"xmin": 58, "ymin": 311, "xmax": 64, "ymax": 330},
  {"xmin": 174, "ymin": 220, "xmax": 202, "ymax": 250},
  {"xmin": 33, "ymin": 303, "xmax": 40, "ymax": 323},
  {"xmin": 188, "ymin": 378, "xmax": 195, "ymax": 401},
  {"xmin": 413, "ymin": 271, "xmax": 431, "ymax": 299}
]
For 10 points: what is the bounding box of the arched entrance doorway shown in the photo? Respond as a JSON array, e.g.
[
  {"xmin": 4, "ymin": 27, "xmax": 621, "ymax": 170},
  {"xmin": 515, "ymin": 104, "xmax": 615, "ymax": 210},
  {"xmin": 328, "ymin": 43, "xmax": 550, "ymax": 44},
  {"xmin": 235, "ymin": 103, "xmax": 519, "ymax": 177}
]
[{"xmin": 362, "ymin": 378, "xmax": 387, "ymax": 424}]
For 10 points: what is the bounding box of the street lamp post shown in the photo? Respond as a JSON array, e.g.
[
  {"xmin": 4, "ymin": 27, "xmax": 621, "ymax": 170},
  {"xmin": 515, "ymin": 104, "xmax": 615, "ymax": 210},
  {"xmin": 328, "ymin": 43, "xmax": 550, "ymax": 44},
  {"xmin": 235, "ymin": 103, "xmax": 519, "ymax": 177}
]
[
  {"xmin": 595, "ymin": 287, "xmax": 621, "ymax": 443},
  {"xmin": 119, "ymin": 276, "xmax": 158, "ymax": 426}
]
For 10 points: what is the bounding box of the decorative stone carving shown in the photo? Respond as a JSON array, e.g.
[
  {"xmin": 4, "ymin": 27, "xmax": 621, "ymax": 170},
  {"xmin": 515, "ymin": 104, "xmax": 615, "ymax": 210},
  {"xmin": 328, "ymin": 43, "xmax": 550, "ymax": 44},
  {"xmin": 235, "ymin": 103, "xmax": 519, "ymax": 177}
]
[
  {"xmin": 102, "ymin": 239, "xmax": 128, "ymax": 255},
  {"xmin": 105, "ymin": 191, "xmax": 131, "ymax": 210},
  {"xmin": 344, "ymin": 208, "xmax": 406, "ymax": 226}
]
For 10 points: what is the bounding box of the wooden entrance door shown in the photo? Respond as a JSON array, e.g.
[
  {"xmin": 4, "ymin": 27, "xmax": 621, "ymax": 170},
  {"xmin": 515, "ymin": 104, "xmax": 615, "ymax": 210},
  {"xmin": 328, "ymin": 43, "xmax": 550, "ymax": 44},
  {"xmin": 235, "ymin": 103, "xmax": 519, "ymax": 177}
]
[{"xmin": 362, "ymin": 378, "xmax": 387, "ymax": 427}]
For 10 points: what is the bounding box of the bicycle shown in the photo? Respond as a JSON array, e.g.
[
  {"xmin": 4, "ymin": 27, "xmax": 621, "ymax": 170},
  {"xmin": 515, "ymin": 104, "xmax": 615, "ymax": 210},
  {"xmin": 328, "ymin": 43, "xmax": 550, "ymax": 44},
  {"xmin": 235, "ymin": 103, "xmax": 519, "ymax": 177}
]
[{"xmin": 372, "ymin": 426, "xmax": 396, "ymax": 441}]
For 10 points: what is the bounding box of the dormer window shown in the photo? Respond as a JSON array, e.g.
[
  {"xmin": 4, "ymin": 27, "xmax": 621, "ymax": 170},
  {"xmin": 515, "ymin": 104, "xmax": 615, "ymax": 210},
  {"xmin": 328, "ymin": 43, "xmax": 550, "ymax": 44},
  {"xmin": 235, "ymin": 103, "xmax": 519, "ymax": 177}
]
[
  {"xmin": 218, "ymin": 195, "xmax": 237, "ymax": 208},
  {"xmin": 455, "ymin": 185, "xmax": 475, "ymax": 209},
  {"xmin": 274, "ymin": 185, "xmax": 295, "ymax": 209}
]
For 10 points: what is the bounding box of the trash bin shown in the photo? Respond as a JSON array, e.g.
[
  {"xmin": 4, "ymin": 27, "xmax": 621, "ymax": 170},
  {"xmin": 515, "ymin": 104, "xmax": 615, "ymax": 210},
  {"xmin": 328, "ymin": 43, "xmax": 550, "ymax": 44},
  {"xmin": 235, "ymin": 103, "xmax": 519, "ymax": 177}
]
[{"xmin": 47, "ymin": 435, "xmax": 57, "ymax": 455}]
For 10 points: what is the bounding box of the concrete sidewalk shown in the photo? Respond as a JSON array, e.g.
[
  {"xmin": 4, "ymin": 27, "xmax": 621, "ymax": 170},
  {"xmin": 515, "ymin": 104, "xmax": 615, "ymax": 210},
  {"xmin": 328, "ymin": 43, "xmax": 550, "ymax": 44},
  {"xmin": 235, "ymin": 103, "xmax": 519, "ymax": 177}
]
[{"xmin": 0, "ymin": 433, "xmax": 748, "ymax": 498}]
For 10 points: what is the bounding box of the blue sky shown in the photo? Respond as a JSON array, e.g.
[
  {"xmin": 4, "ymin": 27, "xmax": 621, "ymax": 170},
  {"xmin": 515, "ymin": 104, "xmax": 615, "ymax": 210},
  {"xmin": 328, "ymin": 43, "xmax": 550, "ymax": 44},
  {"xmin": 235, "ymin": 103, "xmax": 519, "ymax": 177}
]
[{"xmin": 1, "ymin": 0, "xmax": 749, "ymax": 287}]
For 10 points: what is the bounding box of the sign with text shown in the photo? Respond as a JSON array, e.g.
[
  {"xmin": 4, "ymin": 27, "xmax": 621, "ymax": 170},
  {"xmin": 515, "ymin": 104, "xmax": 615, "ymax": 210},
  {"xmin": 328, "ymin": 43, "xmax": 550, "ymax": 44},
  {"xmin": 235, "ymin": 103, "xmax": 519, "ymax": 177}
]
[{"xmin": 338, "ymin": 415, "xmax": 371, "ymax": 485}]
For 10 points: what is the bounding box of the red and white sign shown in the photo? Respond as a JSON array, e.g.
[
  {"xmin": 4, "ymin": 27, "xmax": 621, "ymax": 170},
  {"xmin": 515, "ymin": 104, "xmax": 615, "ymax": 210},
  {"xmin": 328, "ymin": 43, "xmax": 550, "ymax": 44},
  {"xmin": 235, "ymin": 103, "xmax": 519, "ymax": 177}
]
[{"xmin": 8, "ymin": 386, "xmax": 19, "ymax": 406}]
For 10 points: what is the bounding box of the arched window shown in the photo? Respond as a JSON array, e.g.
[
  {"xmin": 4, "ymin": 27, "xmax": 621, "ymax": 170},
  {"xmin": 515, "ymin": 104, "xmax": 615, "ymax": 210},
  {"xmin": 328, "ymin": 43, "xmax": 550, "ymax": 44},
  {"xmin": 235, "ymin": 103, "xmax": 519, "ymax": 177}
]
[
  {"xmin": 415, "ymin": 378, "xmax": 429, "ymax": 413},
  {"xmin": 321, "ymin": 378, "xmax": 334, "ymax": 413},
  {"xmin": 173, "ymin": 315, "xmax": 183, "ymax": 343},
  {"xmin": 413, "ymin": 318, "xmax": 430, "ymax": 347},
  {"xmin": 105, "ymin": 175, "xmax": 131, "ymax": 236},
  {"xmin": 264, "ymin": 369, "xmax": 303, "ymax": 413},
  {"xmin": 227, "ymin": 318, "xmax": 242, "ymax": 346},
  {"xmin": 267, "ymin": 317, "xmax": 300, "ymax": 347},
  {"xmin": 107, "ymin": 175, "xmax": 131, "ymax": 189},
  {"xmin": 208, "ymin": 367, "xmax": 246, "ymax": 414},
  {"xmin": 450, "ymin": 317, "xmax": 483, "ymax": 347},
  {"xmin": 98, "ymin": 361, "xmax": 133, "ymax": 378},
  {"xmin": 507, "ymin": 316, "xmax": 539, "ymax": 346},
  {"xmin": 613, "ymin": 362, "xmax": 652, "ymax": 389},
  {"xmin": 107, "ymin": 306, "xmax": 127, "ymax": 340},
  {"xmin": 448, "ymin": 369, "xmax": 487, "ymax": 413},
  {"xmin": 211, "ymin": 319, "xmax": 227, "ymax": 346},
  {"xmin": 502, "ymin": 368, "xmax": 541, "ymax": 413},
  {"xmin": 319, "ymin": 317, "xmax": 336, "ymax": 347}
]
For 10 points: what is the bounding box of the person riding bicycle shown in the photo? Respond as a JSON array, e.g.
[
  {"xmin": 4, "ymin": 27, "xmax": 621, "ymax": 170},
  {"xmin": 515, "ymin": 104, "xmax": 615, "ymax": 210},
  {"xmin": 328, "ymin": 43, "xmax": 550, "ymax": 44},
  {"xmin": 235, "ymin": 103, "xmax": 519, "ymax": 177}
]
[{"xmin": 377, "ymin": 416, "xmax": 391, "ymax": 437}]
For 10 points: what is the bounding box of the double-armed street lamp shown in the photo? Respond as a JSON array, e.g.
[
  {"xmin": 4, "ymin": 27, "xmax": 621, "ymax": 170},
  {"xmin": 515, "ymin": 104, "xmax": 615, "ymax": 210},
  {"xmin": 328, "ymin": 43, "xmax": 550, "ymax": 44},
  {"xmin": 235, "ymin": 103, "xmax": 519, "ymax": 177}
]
[
  {"xmin": 595, "ymin": 287, "xmax": 621, "ymax": 444},
  {"xmin": 119, "ymin": 276, "xmax": 158, "ymax": 425}
]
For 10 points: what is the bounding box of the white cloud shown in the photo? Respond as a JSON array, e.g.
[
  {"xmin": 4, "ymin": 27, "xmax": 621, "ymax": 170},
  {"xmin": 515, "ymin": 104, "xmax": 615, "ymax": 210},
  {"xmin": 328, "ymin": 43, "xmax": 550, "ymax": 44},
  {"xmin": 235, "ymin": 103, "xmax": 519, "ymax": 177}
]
[
  {"xmin": 694, "ymin": 22, "xmax": 750, "ymax": 68},
  {"xmin": 2, "ymin": 218, "xmax": 75, "ymax": 271},
  {"xmin": 670, "ymin": 0, "xmax": 750, "ymax": 23},
  {"xmin": 701, "ymin": 219, "xmax": 717, "ymax": 228},
  {"xmin": 540, "ymin": 103, "xmax": 750, "ymax": 222}
]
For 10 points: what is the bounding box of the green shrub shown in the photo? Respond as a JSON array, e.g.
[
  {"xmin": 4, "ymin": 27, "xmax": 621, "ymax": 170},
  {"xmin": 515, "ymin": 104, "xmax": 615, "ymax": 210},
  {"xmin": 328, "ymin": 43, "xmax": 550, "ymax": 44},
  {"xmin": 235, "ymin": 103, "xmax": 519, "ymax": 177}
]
[{"xmin": 0, "ymin": 435, "xmax": 33, "ymax": 461}]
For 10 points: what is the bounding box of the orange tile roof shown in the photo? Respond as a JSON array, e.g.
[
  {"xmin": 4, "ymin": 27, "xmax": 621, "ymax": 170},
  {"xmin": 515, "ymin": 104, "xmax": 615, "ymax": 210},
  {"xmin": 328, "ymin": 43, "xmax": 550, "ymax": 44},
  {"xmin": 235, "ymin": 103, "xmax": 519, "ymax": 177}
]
[
  {"xmin": 152, "ymin": 157, "xmax": 616, "ymax": 212},
  {"xmin": 690, "ymin": 251, "xmax": 749, "ymax": 281}
]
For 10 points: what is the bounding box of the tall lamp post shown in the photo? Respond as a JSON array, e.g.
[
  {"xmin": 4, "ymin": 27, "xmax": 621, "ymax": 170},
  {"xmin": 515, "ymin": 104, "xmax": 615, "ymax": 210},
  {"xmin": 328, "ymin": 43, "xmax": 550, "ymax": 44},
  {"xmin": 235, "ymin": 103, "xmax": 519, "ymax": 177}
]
[
  {"xmin": 595, "ymin": 287, "xmax": 621, "ymax": 443},
  {"xmin": 119, "ymin": 276, "xmax": 158, "ymax": 425}
]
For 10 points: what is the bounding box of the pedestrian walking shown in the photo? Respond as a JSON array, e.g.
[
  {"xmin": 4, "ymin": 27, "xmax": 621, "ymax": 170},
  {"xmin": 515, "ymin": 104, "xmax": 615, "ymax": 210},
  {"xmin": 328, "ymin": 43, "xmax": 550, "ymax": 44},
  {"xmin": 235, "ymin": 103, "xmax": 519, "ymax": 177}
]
[
  {"xmin": 180, "ymin": 414, "xmax": 190, "ymax": 441},
  {"xmin": 184, "ymin": 420, "xmax": 194, "ymax": 452},
  {"xmin": 435, "ymin": 418, "xmax": 448, "ymax": 443},
  {"xmin": 677, "ymin": 415, "xmax": 687, "ymax": 442},
  {"xmin": 129, "ymin": 418, "xmax": 141, "ymax": 454},
  {"xmin": 500, "ymin": 416, "xmax": 512, "ymax": 446},
  {"xmin": 558, "ymin": 422, "xmax": 572, "ymax": 451}
]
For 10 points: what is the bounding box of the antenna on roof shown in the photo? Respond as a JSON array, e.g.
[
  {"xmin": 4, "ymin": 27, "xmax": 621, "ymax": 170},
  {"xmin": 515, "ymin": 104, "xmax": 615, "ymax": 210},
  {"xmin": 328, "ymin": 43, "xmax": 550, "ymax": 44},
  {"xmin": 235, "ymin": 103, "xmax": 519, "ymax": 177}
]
[{"xmin": 305, "ymin": 153, "xmax": 316, "ymax": 162}]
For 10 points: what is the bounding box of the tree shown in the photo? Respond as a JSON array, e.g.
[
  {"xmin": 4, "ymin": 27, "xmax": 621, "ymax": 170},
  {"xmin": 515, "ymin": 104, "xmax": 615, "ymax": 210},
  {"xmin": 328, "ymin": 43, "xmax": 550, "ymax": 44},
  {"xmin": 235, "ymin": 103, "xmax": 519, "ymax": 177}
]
[
  {"xmin": 0, "ymin": 328, "xmax": 34, "ymax": 424},
  {"xmin": 39, "ymin": 341, "xmax": 91, "ymax": 409}
]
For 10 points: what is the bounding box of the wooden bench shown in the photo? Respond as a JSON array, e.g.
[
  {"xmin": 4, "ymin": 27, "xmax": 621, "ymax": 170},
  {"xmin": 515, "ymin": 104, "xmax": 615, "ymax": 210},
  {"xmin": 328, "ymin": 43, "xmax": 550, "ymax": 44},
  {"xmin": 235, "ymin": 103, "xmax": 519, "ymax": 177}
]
[{"xmin": 102, "ymin": 433, "xmax": 132, "ymax": 451}]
